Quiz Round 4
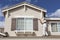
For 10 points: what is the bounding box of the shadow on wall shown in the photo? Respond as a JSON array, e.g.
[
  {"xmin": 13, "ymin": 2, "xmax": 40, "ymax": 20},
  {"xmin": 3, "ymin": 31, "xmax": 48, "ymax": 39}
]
[{"xmin": 47, "ymin": 31, "xmax": 51, "ymax": 36}]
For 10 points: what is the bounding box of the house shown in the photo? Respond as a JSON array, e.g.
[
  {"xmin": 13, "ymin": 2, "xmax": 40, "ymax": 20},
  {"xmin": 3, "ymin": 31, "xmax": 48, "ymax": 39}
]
[
  {"xmin": 45, "ymin": 18, "xmax": 60, "ymax": 36},
  {"xmin": 2, "ymin": 2, "xmax": 60, "ymax": 37},
  {"xmin": 2, "ymin": 2, "xmax": 47, "ymax": 37}
]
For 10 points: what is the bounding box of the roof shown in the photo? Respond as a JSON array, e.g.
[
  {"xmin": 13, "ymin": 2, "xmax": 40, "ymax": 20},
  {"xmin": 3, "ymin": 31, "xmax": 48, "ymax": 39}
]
[
  {"xmin": 2, "ymin": 2, "xmax": 47, "ymax": 12},
  {"xmin": 45, "ymin": 18, "xmax": 60, "ymax": 20}
]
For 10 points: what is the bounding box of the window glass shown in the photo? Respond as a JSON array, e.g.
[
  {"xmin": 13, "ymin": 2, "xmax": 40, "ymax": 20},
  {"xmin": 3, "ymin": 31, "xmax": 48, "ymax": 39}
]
[
  {"xmin": 16, "ymin": 18, "xmax": 33, "ymax": 32},
  {"xmin": 16, "ymin": 18, "xmax": 24, "ymax": 30},
  {"xmin": 51, "ymin": 23, "xmax": 57, "ymax": 32},
  {"xmin": 57, "ymin": 23, "xmax": 60, "ymax": 32},
  {"xmin": 51, "ymin": 23, "xmax": 60, "ymax": 32},
  {"xmin": 24, "ymin": 18, "xmax": 33, "ymax": 31}
]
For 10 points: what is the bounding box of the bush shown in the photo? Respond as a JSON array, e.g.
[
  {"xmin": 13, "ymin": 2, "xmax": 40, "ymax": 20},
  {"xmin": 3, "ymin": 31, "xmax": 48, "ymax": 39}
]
[{"xmin": 4, "ymin": 32, "xmax": 9, "ymax": 37}]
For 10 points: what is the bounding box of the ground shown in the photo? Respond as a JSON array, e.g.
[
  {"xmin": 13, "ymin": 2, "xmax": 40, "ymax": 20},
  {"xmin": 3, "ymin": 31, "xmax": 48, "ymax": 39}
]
[{"xmin": 0, "ymin": 36, "xmax": 60, "ymax": 40}]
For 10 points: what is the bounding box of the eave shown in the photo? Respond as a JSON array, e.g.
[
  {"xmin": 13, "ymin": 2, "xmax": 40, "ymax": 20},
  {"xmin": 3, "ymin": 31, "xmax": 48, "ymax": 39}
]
[{"xmin": 45, "ymin": 18, "xmax": 60, "ymax": 20}]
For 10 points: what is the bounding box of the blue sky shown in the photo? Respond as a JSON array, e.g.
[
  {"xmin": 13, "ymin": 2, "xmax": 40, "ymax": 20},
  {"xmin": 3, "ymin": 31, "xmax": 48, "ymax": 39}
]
[{"xmin": 0, "ymin": 0, "xmax": 60, "ymax": 26}]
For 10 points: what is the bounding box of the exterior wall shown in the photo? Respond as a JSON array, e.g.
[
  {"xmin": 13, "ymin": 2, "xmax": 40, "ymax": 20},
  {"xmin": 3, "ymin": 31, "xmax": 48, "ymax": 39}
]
[
  {"xmin": 4, "ymin": 6, "xmax": 45, "ymax": 37},
  {"xmin": 0, "ymin": 28, "xmax": 4, "ymax": 33},
  {"xmin": 47, "ymin": 20, "xmax": 60, "ymax": 35}
]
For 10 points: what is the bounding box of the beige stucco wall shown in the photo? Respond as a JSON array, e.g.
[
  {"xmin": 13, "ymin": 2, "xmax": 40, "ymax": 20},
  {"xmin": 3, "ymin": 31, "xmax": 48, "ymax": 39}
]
[
  {"xmin": 4, "ymin": 6, "xmax": 45, "ymax": 37},
  {"xmin": 47, "ymin": 20, "xmax": 60, "ymax": 35}
]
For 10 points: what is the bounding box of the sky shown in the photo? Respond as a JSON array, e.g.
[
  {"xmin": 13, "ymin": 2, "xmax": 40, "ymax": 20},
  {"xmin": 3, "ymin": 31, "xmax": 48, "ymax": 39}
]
[{"xmin": 0, "ymin": 0, "xmax": 60, "ymax": 26}]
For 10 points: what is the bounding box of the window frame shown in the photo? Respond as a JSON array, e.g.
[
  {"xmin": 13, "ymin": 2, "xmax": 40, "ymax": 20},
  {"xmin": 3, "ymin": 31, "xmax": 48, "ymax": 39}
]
[
  {"xmin": 51, "ymin": 23, "xmax": 60, "ymax": 32},
  {"xmin": 16, "ymin": 18, "xmax": 33, "ymax": 32}
]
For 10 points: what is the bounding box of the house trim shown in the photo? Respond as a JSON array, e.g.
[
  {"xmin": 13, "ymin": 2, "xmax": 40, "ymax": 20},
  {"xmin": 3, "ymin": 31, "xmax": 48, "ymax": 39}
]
[{"xmin": 2, "ymin": 2, "xmax": 47, "ymax": 12}]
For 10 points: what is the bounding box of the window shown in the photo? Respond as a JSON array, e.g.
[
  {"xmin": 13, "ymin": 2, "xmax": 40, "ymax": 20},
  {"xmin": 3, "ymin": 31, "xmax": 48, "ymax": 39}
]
[
  {"xmin": 51, "ymin": 23, "xmax": 60, "ymax": 32},
  {"xmin": 16, "ymin": 18, "xmax": 33, "ymax": 32}
]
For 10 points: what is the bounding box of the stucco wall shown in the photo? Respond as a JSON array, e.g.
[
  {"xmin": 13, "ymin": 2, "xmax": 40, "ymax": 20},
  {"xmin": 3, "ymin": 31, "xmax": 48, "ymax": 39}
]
[{"xmin": 4, "ymin": 6, "xmax": 44, "ymax": 37}]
